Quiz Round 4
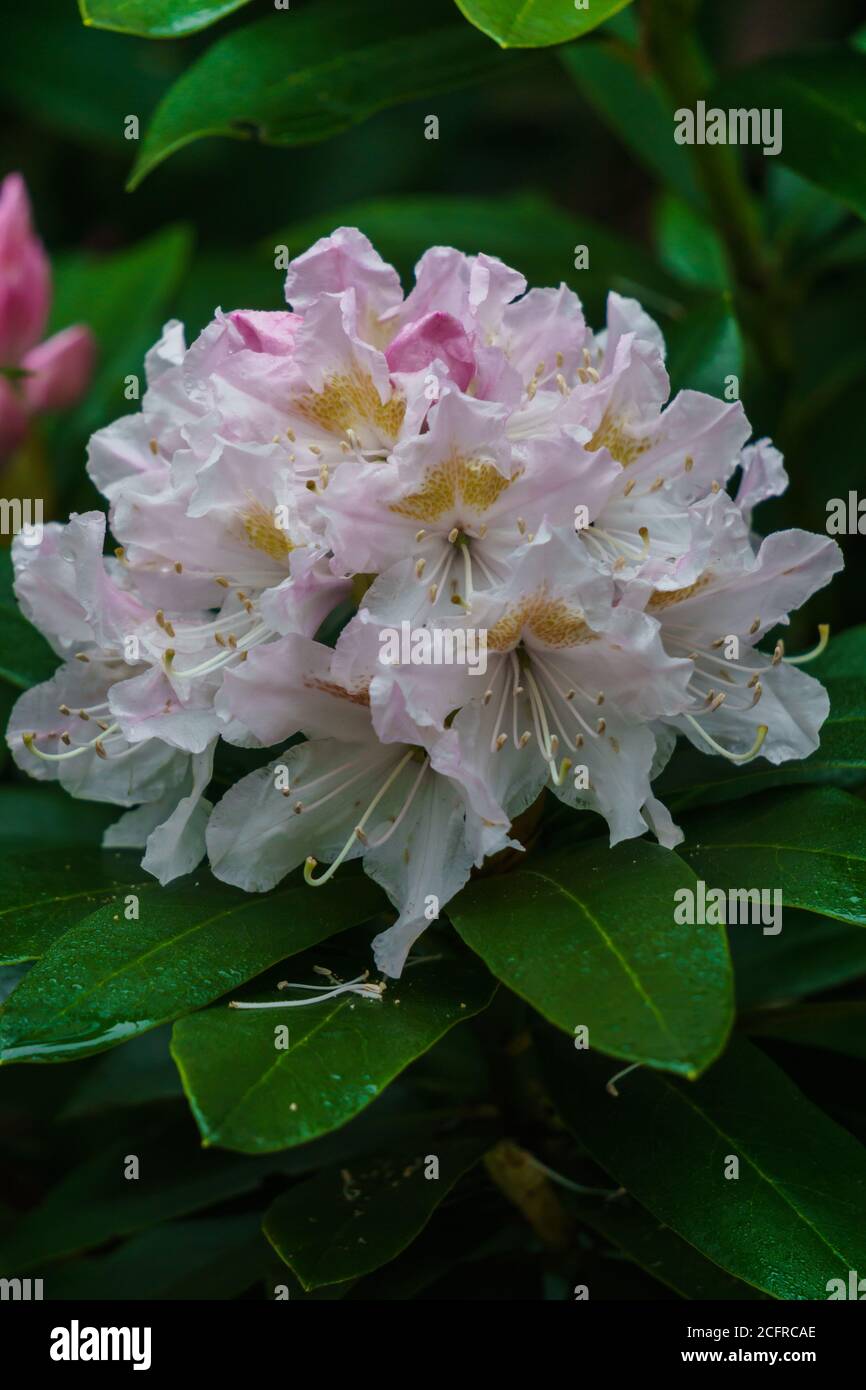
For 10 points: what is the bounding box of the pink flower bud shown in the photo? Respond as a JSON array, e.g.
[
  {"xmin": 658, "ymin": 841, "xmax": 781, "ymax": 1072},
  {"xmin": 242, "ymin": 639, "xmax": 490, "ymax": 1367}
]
[
  {"xmin": 22, "ymin": 324, "xmax": 95, "ymax": 412},
  {"xmin": 0, "ymin": 173, "xmax": 51, "ymax": 363}
]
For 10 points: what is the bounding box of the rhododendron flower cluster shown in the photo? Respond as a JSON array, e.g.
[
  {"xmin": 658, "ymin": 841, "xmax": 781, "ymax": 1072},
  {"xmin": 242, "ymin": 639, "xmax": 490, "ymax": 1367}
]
[
  {"xmin": 7, "ymin": 229, "xmax": 842, "ymax": 976},
  {"xmin": 0, "ymin": 173, "xmax": 94, "ymax": 462}
]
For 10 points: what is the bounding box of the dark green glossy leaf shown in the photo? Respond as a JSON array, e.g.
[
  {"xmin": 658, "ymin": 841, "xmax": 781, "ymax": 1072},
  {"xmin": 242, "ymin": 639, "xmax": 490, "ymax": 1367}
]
[
  {"xmin": 0, "ymin": 2, "xmax": 181, "ymax": 149},
  {"xmin": 0, "ymin": 551, "xmax": 58, "ymax": 692},
  {"xmin": 0, "ymin": 1113, "xmax": 287, "ymax": 1271},
  {"xmin": 0, "ymin": 875, "xmax": 385, "ymax": 1061},
  {"xmin": 451, "ymin": 841, "xmax": 733, "ymax": 1078},
  {"xmin": 667, "ymin": 292, "xmax": 742, "ymax": 396},
  {"xmin": 0, "ymin": 786, "xmax": 117, "ymax": 853},
  {"xmin": 745, "ymin": 1002, "xmax": 866, "ymax": 1063},
  {"xmin": 171, "ymin": 946, "xmax": 494, "ymax": 1152},
  {"xmin": 561, "ymin": 41, "xmax": 702, "ymax": 207},
  {"xmin": 654, "ymin": 194, "xmax": 728, "ymax": 289},
  {"xmin": 541, "ymin": 1030, "xmax": 866, "ymax": 1299},
  {"xmin": 40, "ymin": 1212, "xmax": 270, "ymax": 1300},
  {"xmin": 571, "ymin": 1193, "xmax": 766, "ymax": 1299},
  {"xmin": 264, "ymin": 1137, "xmax": 488, "ymax": 1288},
  {"xmin": 60, "ymin": 1025, "xmax": 182, "ymax": 1118},
  {"xmin": 714, "ymin": 51, "xmax": 866, "ymax": 222},
  {"xmin": 454, "ymin": 0, "xmax": 632, "ymax": 49},
  {"xmin": 731, "ymin": 909, "xmax": 866, "ymax": 1011},
  {"xmin": 680, "ymin": 787, "xmax": 866, "ymax": 928},
  {"xmin": 80, "ymin": 0, "xmax": 251, "ymax": 39},
  {"xmin": 129, "ymin": 0, "xmax": 524, "ymax": 188},
  {"xmin": 0, "ymin": 849, "xmax": 149, "ymax": 965}
]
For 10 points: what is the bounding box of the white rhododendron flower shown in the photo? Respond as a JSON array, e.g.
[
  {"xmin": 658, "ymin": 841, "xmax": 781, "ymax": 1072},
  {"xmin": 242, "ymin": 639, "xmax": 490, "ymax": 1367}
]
[{"xmin": 7, "ymin": 228, "xmax": 843, "ymax": 975}]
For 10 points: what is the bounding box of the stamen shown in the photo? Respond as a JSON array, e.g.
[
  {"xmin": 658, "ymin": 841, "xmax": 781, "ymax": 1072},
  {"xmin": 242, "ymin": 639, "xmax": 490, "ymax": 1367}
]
[
  {"xmin": 229, "ymin": 972, "xmax": 385, "ymax": 1009},
  {"xmin": 784, "ymin": 624, "xmax": 829, "ymax": 666},
  {"xmin": 304, "ymin": 750, "xmax": 415, "ymax": 886},
  {"xmin": 684, "ymin": 716, "xmax": 768, "ymax": 763}
]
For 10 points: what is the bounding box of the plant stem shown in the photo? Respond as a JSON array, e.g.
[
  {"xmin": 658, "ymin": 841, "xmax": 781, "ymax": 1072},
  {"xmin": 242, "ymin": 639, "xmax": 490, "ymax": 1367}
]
[{"xmin": 643, "ymin": 0, "xmax": 770, "ymax": 294}]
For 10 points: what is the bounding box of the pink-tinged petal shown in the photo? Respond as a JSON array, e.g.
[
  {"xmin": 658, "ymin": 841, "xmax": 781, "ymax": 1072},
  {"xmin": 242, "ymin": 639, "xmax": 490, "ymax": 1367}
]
[
  {"xmin": 216, "ymin": 633, "xmax": 373, "ymax": 747},
  {"xmin": 108, "ymin": 666, "xmax": 220, "ymax": 755},
  {"xmin": 385, "ymin": 311, "xmax": 475, "ymax": 391},
  {"xmin": 258, "ymin": 563, "xmax": 351, "ymax": 638},
  {"xmin": 369, "ymin": 774, "xmax": 479, "ymax": 977},
  {"xmin": 319, "ymin": 386, "xmax": 512, "ymax": 575},
  {"xmin": 499, "ymin": 284, "xmax": 588, "ymax": 383},
  {"xmin": 393, "ymin": 247, "xmax": 525, "ymax": 337},
  {"xmin": 207, "ymin": 737, "xmax": 394, "ymax": 892},
  {"xmin": 140, "ymin": 743, "xmax": 215, "ymax": 884},
  {"xmin": 0, "ymin": 376, "xmax": 29, "ymax": 459},
  {"xmin": 393, "ymin": 246, "xmax": 474, "ymax": 325},
  {"xmin": 0, "ymin": 173, "xmax": 51, "ymax": 360},
  {"xmin": 226, "ymin": 309, "xmax": 301, "ymax": 355},
  {"xmin": 87, "ymin": 412, "xmax": 169, "ymax": 500},
  {"xmin": 7, "ymin": 659, "xmax": 188, "ymax": 806},
  {"xmin": 468, "ymin": 254, "xmax": 527, "ymax": 331},
  {"xmin": 660, "ymin": 527, "xmax": 843, "ymax": 643},
  {"xmin": 13, "ymin": 511, "xmax": 148, "ymax": 655},
  {"xmin": 291, "ymin": 290, "xmax": 391, "ymax": 401},
  {"xmin": 553, "ymin": 716, "xmax": 660, "ymax": 847},
  {"xmin": 735, "ymin": 438, "xmax": 789, "ymax": 523},
  {"xmin": 471, "ymin": 345, "xmax": 524, "ymax": 406},
  {"xmin": 105, "ymin": 743, "xmax": 215, "ymax": 885},
  {"xmin": 629, "ymin": 390, "xmax": 750, "ymax": 501},
  {"xmin": 641, "ymin": 793, "xmax": 683, "ymax": 849},
  {"xmin": 451, "ymin": 692, "xmax": 549, "ymax": 827},
  {"xmin": 284, "ymin": 227, "xmax": 403, "ymax": 338},
  {"xmin": 671, "ymin": 657, "xmax": 830, "ymax": 766},
  {"xmin": 601, "ymin": 291, "xmax": 666, "ymax": 365},
  {"xmin": 22, "ymin": 324, "xmax": 95, "ymax": 413}
]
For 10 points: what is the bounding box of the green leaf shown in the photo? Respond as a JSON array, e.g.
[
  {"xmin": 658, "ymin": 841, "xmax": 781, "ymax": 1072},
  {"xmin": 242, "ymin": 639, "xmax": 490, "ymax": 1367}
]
[
  {"xmin": 129, "ymin": 0, "xmax": 525, "ymax": 188},
  {"xmin": 745, "ymin": 1002, "xmax": 866, "ymax": 1064},
  {"xmin": 0, "ymin": 551, "xmax": 58, "ymax": 692},
  {"xmin": 561, "ymin": 42, "xmax": 703, "ymax": 208},
  {"xmin": 264, "ymin": 1137, "xmax": 488, "ymax": 1289},
  {"xmin": 541, "ymin": 1030, "xmax": 866, "ymax": 1299},
  {"xmin": 0, "ymin": 849, "xmax": 150, "ymax": 965},
  {"xmin": 713, "ymin": 50, "xmax": 866, "ymax": 222},
  {"xmin": 0, "ymin": 1114, "xmax": 288, "ymax": 1271},
  {"xmin": 60, "ymin": 1025, "xmax": 182, "ymax": 1118},
  {"xmin": 269, "ymin": 192, "xmax": 686, "ymax": 328},
  {"xmin": 454, "ymin": 0, "xmax": 632, "ymax": 49},
  {"xmin": 0, "ymin": 875, "xmax": 386, "ymax": 1061},
  {"xmin": 666, "ymin": 292, "xmax": 743, "ymax": 396},
  {"xmin": 170, "ymin": 945, "xmax": 494, "ymax": 1152},
  {"xmin": 0, "ymin": 786, "xmax": 116, "ymax": 854},
  {"xmin": 0, "ymin": 2, "xmax": 182, "ymax": 149},
  {"xmin": 680, "ymin": 787, "xmax": 866, "ymax": 929},
  {"xmin": 571, "ymin": 1193, "xmax": 766, "ymax": 1300},
  {"xmin": 80, "ymin": 0, "xmax": 251, "ymax": 40},
  {"xmin": 451, "ymin": 841, "xmax": 733, "ymax": 1078},
  {"xmin": 654, "ymin": 194, "xmax": 728, "ymax": 290},
  {"xmin": 731, "ymin": 909, "xmax": 866, "ymax": 1011},
  {"xmin": 40, "ymin": 1212, "xmax": 270, "ymax": 1300}
]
